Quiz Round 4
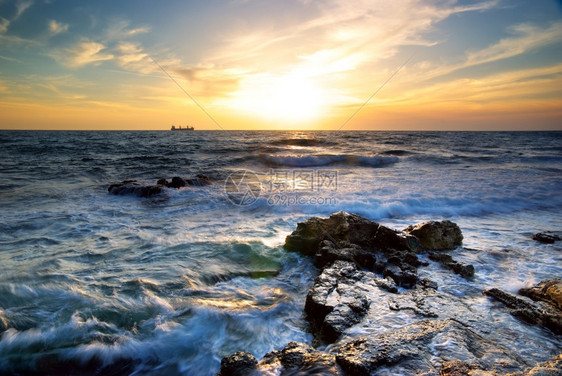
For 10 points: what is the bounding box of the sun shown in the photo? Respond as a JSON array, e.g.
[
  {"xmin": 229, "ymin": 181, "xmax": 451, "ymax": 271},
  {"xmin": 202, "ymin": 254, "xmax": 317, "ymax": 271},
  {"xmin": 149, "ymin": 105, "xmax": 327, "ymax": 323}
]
[{"xmin": 225, "ymin": 72, "xmax": 326, "ymax": 123}]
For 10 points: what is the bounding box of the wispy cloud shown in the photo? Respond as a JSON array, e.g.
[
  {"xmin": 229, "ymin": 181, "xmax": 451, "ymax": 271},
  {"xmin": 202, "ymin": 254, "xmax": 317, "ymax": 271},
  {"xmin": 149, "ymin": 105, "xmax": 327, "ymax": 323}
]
[
  {"xmin": 48, "ymin": 20, "xmax": 68, "ymax": 36},
  {"xmin": 15, "ymin": 0, "xmax": 33, "ymax": 19},
  {"xmin": 64, "ymin": 40, "xmax": 114, "ymax": 67},
  {"xmin": 0, "ymin": 17, "xmax": 9, "ymax": 33}
]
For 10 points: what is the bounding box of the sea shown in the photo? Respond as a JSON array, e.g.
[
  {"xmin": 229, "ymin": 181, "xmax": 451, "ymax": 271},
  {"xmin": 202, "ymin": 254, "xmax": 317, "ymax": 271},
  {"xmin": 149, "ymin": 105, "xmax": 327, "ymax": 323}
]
[{"xmin": 0, "ymin": 130, "xmax": 561, "ymax": 375}]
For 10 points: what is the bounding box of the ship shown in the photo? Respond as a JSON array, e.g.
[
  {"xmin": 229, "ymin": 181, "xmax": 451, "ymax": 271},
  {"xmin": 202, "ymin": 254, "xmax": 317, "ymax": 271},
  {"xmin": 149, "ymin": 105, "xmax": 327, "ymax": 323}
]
[{"xmin": 171, "ymin": 125, "xmax": 194, "ymax": 131}]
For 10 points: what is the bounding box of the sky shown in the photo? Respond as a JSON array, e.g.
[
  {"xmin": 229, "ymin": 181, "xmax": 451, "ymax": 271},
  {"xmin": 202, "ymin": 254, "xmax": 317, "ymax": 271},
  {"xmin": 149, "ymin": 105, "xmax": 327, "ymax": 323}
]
[{"xmin": 0, "ymin": 0, "xmax": 561, "ymax": 130}]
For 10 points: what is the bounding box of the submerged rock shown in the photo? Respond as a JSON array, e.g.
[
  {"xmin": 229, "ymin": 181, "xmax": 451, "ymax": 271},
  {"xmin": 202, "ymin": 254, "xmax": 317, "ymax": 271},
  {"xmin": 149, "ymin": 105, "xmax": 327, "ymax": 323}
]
[
  {"xmin": 483, "ymin": 285, "xmax": 562, "ymax": 334},
  {"xmin": 532, "ymin": 232, "xmax": 562, "ymax": 244},
  {"xmin": 404, "ymin": 220, "xmax": 463, "ymax": 250},
  {"xmin": 429, "ymin": 252, "xmax": 475, "ymax": 278},
  {"xmin": 108, "ymin": 175, "xmax": 213, "ymax": 197},
  {"xmin": 108, "ymin": 180, "xmax": 163, "ymax": 197}
]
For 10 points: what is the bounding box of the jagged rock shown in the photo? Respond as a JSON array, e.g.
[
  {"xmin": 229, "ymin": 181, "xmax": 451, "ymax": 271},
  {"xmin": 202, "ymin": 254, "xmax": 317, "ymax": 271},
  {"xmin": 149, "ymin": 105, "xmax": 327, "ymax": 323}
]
[
  {"xmin": 305, "ymin": 260, "xmax": 370, "ymax": 343},
  {"xmin": 108, "ymin": 180, "xmax": 163, "ymax": 197},
  {"xmin": 315, "ymin": 240, "xmax": 376, "ymax": 269},
  {"xmin": 284, "ymin": 211, "xmax": 419, "ymax": 256},
  {"xmin": 335, "ymin": 319, "xmax": 511, "ymax": 376},
  {"xmin": 405, "ymin": 220, "xmax": 463, "ymax": 250},
  {"xmin": 156, "ymin": 178, "xmax": 168, "ymax": 186},
  {"xmin": 217, "ymin": 351, "xmax": 257, "ymax": 376},
  {"xmin": 516, "ymin": 354, "xmax": 562, "ymax": 376},
  {"xmin": 520, "ymin": 279, "xmax": 562, "ymax": 311},
  {"xmin": 0, "ymin": 309, "xmax": 8, "ymax": 332},
  {"xmin": 429, "ymin": 252, "xmax": 475, "ymax": 278},
  {"xmin": 483, "ymin": 287, "xmax": 562, "ymax": 334},
  {"xmin": 253, "ymin": 342, "xmax": 343, "ymax": 376},
  {"xmin": 533, "ymin": 232, "xmax": 562, "ymax": 244}
]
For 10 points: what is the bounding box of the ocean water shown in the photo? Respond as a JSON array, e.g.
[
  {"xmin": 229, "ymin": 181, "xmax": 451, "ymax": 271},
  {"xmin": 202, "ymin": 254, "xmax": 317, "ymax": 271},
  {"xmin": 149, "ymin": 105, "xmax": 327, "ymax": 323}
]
[{"xmin": 0, "ymin": 130, "xmax": 561, "ymax": 375}]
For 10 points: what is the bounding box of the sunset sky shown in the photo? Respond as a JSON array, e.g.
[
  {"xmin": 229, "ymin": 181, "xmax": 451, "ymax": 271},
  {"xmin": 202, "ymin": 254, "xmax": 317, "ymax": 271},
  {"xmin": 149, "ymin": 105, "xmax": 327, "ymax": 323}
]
[{"xmin": 1, "ymin": 0, "xmax": 561, "ymax": 130}]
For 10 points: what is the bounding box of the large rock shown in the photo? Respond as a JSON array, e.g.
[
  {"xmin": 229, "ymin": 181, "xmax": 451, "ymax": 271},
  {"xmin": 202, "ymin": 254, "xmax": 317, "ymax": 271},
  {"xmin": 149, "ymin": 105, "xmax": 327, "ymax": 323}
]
[
  {"xmin": 405, "ymin": 220, "xmax": 463, "ymax": 250},
  {"xmin": 284, "ymin": 211, "xmax": 419, "ymax": 256},
  {"xmin": 483, "ymin": 286, "xmax": 562, "ymax": 334}
]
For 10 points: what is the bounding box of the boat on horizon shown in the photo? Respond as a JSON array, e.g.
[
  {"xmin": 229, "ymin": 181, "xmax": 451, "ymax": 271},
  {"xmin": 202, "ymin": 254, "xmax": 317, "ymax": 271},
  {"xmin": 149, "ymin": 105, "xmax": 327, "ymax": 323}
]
[{"xmin": 171, "ymin": 125, "xmax": 194, "ymax": 131}]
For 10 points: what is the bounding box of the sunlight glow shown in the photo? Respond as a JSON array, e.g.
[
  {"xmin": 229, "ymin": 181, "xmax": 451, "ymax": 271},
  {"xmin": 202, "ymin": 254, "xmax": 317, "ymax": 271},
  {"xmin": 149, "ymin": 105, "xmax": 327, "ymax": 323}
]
[{"xmin": 226, "ymin": 73, "xmax": 326, "ymax": 123}]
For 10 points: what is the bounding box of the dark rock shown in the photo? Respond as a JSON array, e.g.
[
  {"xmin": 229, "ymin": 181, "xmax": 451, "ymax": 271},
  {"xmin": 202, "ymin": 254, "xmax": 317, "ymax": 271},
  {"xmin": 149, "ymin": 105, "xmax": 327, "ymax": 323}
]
[
  {"xmin": 108, "ymin": 180, "xmax": 163, "ymax": 197},
  {"xmin": 305, "ymin": 261, "xmax": 370, "ymax": 343},
  {"xmin": 381, "ymin": 263, "xmax": 418, "ymax": 288},
  {"xmin": 483, "ymin": 287, "xmax": 562, "ymax": 334},
  {"xmin": 373, "ymin": 224, "xmax": 421, "ymax": 253},
  {"xmin": 168, "ymin": 176, "xmax": 187, "ymax": 188},
  {"xmin": 429, "ymin": 252, "xmax": 474, "ymax": 278},
  {"xmin": 156, "ymin": 178, "xmax": 169, "ymax": 186},
  {"xmin": 218, "ymin": 351, "xmax": 257, "ymax": 376},
  {"xmin": 532, "ymin": 232, "xmax": 562, "ymax": 244},
  {"xmin": 520, "ymin": 279, "xmax": 562, "ymax": 311},
  {"xmin": 0, "ymin": 310, "xmax": 7, "ymax": 332},
  {"xmin": 405, "ymin": 220, "xmax": 463, "ymax": 250},
  {"xmin": 315, "ymin": 240, "xmax": 376, "ymax": 269}
]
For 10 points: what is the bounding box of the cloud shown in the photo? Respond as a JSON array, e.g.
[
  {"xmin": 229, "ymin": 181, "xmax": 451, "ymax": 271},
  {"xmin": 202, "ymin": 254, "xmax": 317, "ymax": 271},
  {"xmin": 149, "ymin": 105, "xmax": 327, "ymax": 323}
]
[
  {"xmin": 15, "ymin": 0, "xmax": 33, "ymax": 19},
  {"xmin": 64, "ymin": 41, "xmax": 114, "ymax": 67},
  {"xmin": 114, "ymin": 42, "xmax": 154, "ymax": 74},
  {"xmin": 0, "ymin": 17, "xmax": 8, "ymax": 33},
  {"xmin": 48, "ymin": 20, "xmax": 68, "ymax": 35},
  {"xmin": 466, "ymin": 22, "xmax": 562, "ymax": 66}
]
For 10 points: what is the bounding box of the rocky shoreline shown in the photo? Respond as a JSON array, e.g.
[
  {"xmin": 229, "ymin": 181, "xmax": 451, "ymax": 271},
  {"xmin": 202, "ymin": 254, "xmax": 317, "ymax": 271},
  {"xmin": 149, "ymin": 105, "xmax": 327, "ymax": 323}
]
[{"xmin": 218, "ymin": 211, "xmax": 562, "ymax": 376}]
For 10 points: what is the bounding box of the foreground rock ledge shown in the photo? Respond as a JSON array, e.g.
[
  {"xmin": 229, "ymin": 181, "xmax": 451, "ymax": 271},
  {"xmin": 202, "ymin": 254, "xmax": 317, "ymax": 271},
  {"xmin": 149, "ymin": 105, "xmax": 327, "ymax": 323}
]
[{"xmin": 218, "ymin": 212, "xmax": 561, "ymax": 376}]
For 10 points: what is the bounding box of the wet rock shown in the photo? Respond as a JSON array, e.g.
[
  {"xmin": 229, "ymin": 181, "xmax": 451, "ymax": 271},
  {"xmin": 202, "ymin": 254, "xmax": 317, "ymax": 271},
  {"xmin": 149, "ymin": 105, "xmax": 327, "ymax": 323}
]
[
  {"xmin": 483, "ymin": 287, "xmax": 562, "ymax": 334},
  {"xmin": 405, "ymin": 220, "xmax": 463, "ymax": 250},
  {"xmin": 532, "ymin": 232, "xmax": 562, "ymax": 244},
  {"xmin": 515, "ymin": 354, "xmax": 562, "ymax": 376},
  {"xmin": 439, "ymin": 361, "xmax": 488, "ymax": 376},
  {"xmin": 520, "ymin": 279, "xmax": 562, "ymax": 311},
  {"xmin": 0, "ymin": 310, "xmax": 7, "ymax": 332},
  {"xmin": 335, "ymin": 319, "xmax": 510, "ymax": 376},
  {"xmin": 429, "ymin": 252, "xmax": 475, "ymax": 278},
  {"xmin": 218, "ymin": 351, "xmax": 258, "ymax": 376},
  {"xmin": 305, "ymin": 260, "xmax": 370, "ymax": 343},
  {"xmin": 168, "ymin": 176, "xmax": 187, "ymax": 188},
  {"xmin": 108, "ymin": 180, "xmax": 163, "ymax": 197},
  {"xmin": 254, "ymin": 342, "xmax": 343, "ymax": 375},
  {"xmin": 284, "ymin": 211, "xmax": 420, "ymax": 255},
  {"xmin": 156, "ymin": 178, "xmax": 169, "ymax": 186},
  {"xmin": 315, "ymin": 240, "xmax": 376, "ymax": 269},
  {"xmin": 380, "ymin": 263, "xmax": 419, "ymax": 288}
]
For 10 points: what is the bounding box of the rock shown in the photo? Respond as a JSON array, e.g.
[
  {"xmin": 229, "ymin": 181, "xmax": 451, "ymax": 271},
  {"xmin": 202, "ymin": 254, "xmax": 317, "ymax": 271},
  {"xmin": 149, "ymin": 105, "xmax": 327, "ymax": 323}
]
[
  {"xmin": 0, "ymin": 309, "xmax": 8, "ymax": 332},
  {"xmin": 218, "ymin": 351, "xmax": 257, "ymax": 376},
  {"xmin": 405, "ymin": 220, "xmax": 463, "ymax": 250},
  {"xmin": 517, "ymin": 354, "xmax": 562, "ymax": 376},
  {"xmin": 315, "ymin": 240, "xmax": 376, "ymax": 269},
  {"xmin": 335, "ymin": 319, "xmax": 511, "ymax": 376},
  {"xmin": 156, "ymin": 178, "xmax": 169, "ymax": 186},
  {"xmin": 108, "ymin": 180, "xmax": 163, "ymax": 197},
  {"xmin": 429, "ymin": 252, "xmax": 475, "ymax": 278},
  {"xmin": 284, "ymin": 211, "xmax": 419, "ymax": 256},
  {"xmin": 483, "ymin": 287, "xmax": 562, "ymax": 334},
  {"xmin": 168, "ymin": 176, "xmax": 187, "ymax": 188},
  {"xmin": 253, "ymin": 342, "xmax": 343, "ymax": 375},
  {"xmin": 304, "ymin": 260, "xmax": 370, "ymax": 343},
  {"xmin": 520, "ymin": 279, "xmax": 562, "ymax": 311},
  {"xmin": 439, "ymin": 361, "xmax": 482, "ymax": 376},
  {"xmin": 532, "ymin": 232, "xmax": 562, "ymax": 244}
]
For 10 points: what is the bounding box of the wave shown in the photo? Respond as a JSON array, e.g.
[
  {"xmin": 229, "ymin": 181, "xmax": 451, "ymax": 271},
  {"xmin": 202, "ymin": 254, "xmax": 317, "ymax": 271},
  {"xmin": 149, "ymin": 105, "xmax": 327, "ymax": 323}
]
[
  {"xmin": 268, "ymin": 137, "xmax": 337, "ymax": 147},
  {"xmin": 260, "ymin": 154, "xmax": 399, "ymax": 168}
]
